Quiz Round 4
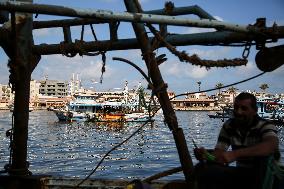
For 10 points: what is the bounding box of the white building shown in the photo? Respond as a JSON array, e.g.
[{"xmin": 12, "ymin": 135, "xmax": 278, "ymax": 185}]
[
  {"xmin": 30, "ymin": 80, "xmax": 40, "ymax": 102},
  {"xmin": 69, "ymin": 73, "xmax": 81, "ymax": 96}
]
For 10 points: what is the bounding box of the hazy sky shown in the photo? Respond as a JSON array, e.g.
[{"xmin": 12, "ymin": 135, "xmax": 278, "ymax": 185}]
[{"xmin": 0, "ymin": 0, "xmax": 283, "ymax": 95}]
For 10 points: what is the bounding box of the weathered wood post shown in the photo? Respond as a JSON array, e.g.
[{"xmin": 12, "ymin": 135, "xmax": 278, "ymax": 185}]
[
  {"xmin": 124, "ymin": 0, "xmax": 194, "ymax": 185},
  {"xmin": 7, "ymin": 0, "xmax": 40, "ymax": 176}
]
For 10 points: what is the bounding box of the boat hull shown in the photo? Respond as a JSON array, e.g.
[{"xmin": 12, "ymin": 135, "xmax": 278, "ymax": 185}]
[
  {"xmin": 0, "ymin": 175, "xmax": 187, "ymax": 189},
  {"xmin": 54, "ymin": 110, "xmax": 154, "ymax": 123}
]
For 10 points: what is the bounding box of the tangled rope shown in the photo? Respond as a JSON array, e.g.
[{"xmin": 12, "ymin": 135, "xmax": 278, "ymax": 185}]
[{"xmin": 146, "ymin": 24, "xmax": 248, "ymax": 69}]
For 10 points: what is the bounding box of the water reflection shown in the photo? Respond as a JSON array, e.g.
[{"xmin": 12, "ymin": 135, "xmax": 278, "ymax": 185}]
[{"xmin": 0, "ymin": 110, "xmax": 283, "ymax": 180}]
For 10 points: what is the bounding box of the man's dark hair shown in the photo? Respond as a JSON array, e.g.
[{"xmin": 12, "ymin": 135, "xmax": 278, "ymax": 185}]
[{"xmin": 235, "ymin": 92, "xmax": 258, "ymax": 111}]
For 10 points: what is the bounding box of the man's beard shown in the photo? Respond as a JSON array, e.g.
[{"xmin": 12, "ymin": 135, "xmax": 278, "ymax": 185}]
[{"xmin": 233, "ymin": 113, "xmax": 250, "ymax": 126}]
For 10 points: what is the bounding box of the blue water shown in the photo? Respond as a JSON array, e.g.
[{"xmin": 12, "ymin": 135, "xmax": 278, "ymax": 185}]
[{"xmin": 0, "ymin": 110, "xmax": 283, "ymax": 180}]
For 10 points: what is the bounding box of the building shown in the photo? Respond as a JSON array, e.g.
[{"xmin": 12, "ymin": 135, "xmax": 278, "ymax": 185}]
[
  {"xmin": 171, "ymin": 92, "xmax": 219, "ymax": 111},
  {"xmin": 34, "ymin": 95, "xmax": 71, "ymax": 109},
  {"xmin": 69, "ymin": 73, "xmax": 81, "ymax": 96},
  {"xmin": 30, "ymin": 80, "xmax": 40, "ymax": 102},
  {"xmin": 0, "ymin": 84, "xmax": 13, "ymax": 109},
  {"xmin": 217, "ymin": 91, "xmax": 235, "ymax": 107},
  {"xmin": 0, "ymin": 84, "xmax": 13, "ymax": 101},
  {"xmin": 39, "ymin": 80, "xmax": 68, "ymax": 97}
]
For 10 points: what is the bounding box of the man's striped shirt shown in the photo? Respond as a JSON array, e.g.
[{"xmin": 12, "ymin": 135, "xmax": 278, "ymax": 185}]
[{"xmin": 215, "ymin": 116, "xmax": 278, "ymax": 167}]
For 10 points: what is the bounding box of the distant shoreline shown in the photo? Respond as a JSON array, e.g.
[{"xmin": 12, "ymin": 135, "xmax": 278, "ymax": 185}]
[{"xmin": 174, "ymin": 107, "xmax": 221, "ymax": 111}]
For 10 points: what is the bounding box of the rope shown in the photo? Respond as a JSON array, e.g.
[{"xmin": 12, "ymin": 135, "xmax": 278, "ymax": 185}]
[
  {"xmin": 99, "ymin": 53, "xmax": 106, "ymax": 83},
  {"xmin": 8, "ymin": 12, "xmax": 17, "ymax": 92},
  {"xmin": 112, "ymin": 56, "xmax": 176, "ymax": 130},
  {"xmin": 90, "ymin": 24, "xmax": 98, "ymax": 41},
  {"xmin": 5, "ymin": 11, "xmax": 17, "ymax": 174},
  {"xmin": 75, "ymin": 110, "xmax": 157, "ymax": 188},
  {"xmin": 74, "ymin": 40, "xmax": 87, "ymax": 56},
  {"xmin": 75, "ymin": 63, "xmax": 265, "ymax": 187},
  {"xmin": 146, "ymin": 24, "xmax": 248, "ymax": 68},
  {"xmin": 59, "ymin": 42, "xmax": 77, "ymax": 57},
  {"xmin": 112, "ymin": 57, "xmax": 153, "ymax": 89},
  {"xmin": 174, "ymin": 72, "xmax": 266, "ymax": 99},
  {"xmin": 9, "ymin": 113, "xmax": 14, "ymax": 166},
  {"xmin": 76, "ymin": 57, "xmax": 161, "ymax": 188},
  {"xmin": 89, "ymin": 24, "xmax": 107, "ymax": 83},
  {"xmin": 80, "ymin": 25, "xmax": 85, "ymax": 41}
]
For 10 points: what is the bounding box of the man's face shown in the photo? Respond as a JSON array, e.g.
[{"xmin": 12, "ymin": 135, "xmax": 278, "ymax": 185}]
[{"xmin": 233, "ymin": 98, "xmax": 257, "ymax": 126}]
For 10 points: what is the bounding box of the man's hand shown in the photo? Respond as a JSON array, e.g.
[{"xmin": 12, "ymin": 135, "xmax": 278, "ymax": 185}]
[
  {"xmin": 194, "ymin": 147, "xmax": 217, "ymax": 162},
  {"xmin": 194, "ymin": 147, "xmax": 208, "ymax": 161},
  {"xmin": 214, "ymin": 150, "xmax": 236, "ymax": 164}
]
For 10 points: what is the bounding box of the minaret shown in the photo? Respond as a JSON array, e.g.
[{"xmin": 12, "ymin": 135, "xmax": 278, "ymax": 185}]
[{"xmin": 123, "ymin": 81, "xmax": 129, "ymax": 104}]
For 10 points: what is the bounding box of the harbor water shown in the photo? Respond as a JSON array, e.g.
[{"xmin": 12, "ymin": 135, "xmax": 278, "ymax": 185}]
[{"xmin": 0, "ymin": 110, "xmax": 283, "ymax": 180}]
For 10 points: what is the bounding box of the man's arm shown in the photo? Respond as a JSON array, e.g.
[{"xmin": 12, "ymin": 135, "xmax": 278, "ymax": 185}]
[{"xmin": 215, "ymin": 136, "xmax": 279, "ymax": 164}]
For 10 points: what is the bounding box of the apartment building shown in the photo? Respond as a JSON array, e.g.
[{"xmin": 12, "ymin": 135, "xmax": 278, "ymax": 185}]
[{"xmin": 39, "ymin": 80, "xmax": 68, "ymax": 97}]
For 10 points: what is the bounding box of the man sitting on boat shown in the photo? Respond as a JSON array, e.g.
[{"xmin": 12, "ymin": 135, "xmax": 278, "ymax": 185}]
[{"xmin": 194, "ymin": 92, "xmax": 281, "ymax": 189}]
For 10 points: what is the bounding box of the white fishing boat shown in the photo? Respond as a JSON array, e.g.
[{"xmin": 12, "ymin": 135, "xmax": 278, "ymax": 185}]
[
  {"xmin": 208, "ymin": 98, "xmax": 284, "ymax": 124},
  {"xmin": 257, "ymin": 98, "xmax": 284, "ymax": 123},
  {"xmin": 53, "ymin": 83, "xmax": 154, "ymax": 122}
]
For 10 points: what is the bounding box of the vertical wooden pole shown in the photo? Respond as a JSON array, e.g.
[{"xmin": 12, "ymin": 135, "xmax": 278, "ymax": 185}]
[
  {"xmin": 9, "ymin": 0, "xmax": 40, "ymax": 176},
  {"xmin": 124, "ymin": 0, "xmax": 194, "ymax": 185}
]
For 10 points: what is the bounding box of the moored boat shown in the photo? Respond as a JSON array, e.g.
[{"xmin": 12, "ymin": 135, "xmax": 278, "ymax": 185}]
[
  {"xmin": 208, "ymin": 98, "xmax": 284, "ymax": 124},
  {"xmin": 207, "ymin": 106, "xmax": 234, "ymax": 120},
  {"xmin": 54, "ymin": 109, "xmax": 89, "ymax": 122},
  {"xmin": 257, "ymin": 98, "xmax": 284, "ymax": 124},
  {"xmin": 53, "ymin": 94, "xmax": 154, "ymax": 123}
]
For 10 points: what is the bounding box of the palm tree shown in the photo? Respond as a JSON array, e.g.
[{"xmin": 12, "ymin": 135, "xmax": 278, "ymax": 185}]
[
  {"xmin": 197, "ymin": 81, "xmax": 201, "ymax": 92},
  {"xmin": 215, "ymin": 83, "xmax": 224, "ymax": 95},
  {"xmin": 227, "ymin": 86, "xmax": 238, "ymax": 94},
  {"xmin": 227, "ymin": 86, "xmax": 238, "ymax": 104}
]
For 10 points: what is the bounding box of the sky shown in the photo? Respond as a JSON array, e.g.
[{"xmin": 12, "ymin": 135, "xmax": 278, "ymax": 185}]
[{"xmin": 0, "ymin": 0, "xmax": 284, "ymax": 96}]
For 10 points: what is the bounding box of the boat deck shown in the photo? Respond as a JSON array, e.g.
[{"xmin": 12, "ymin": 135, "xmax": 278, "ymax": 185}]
[{"xmin": 0, "ymin": 175, "xmax": 189, "ymax": 189}]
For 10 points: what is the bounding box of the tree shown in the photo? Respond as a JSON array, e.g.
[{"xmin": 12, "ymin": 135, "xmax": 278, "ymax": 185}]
[
  {"xmin": 215, "ymin": 83, "xmax": 224, "ymax": 95},
  {"xmin": 227, "ymin": 86, "xmax": 238, "ymax": 104},
  {"xmin": 227, "ymin": 86, "xmax": 238, "ymax": 94},
  {"xmin": 259, "ymin": 83, "xmax": 269, "ymax": 92},
  {"xmin": 2, "ymin": 86, "xmax": 7, "ymax": 93},
  {"xmin": 197, "ymin": 81, "xmax": 201, "ymax": 92}
]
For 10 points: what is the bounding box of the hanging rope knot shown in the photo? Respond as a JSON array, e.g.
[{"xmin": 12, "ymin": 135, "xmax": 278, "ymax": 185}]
[
  {"xmin": 7, "ymin": 59, "xmax": 19, "ymax": 92},
  {"xmin": 59, "ymin": 42, "xmax": 66, "ymax": 56},
  {"xmin": 74, "ymin": 39, "xmax": 87, "ymax": 56},
  {"xmin": 59, "ymin": 42, "xmax": 77, "ymax": 57},
  {"xmin": 99, "ymin": 51, "xmax": 107, "ymax": 83},
  {"xmin": 102, "ymin": 52, "xmax": 106, "ymax": 63}
]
